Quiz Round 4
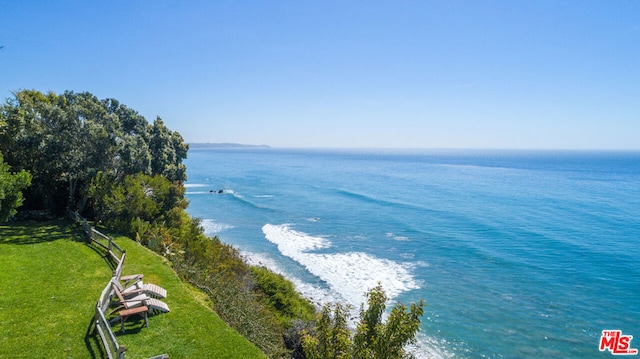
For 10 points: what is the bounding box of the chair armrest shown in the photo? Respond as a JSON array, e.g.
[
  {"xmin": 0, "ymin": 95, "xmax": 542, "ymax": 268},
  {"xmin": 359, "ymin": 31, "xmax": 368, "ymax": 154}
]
[
  {"xmin": 121, "ymin": 273, "xmax": 143, "ymax": 281},
  {"xmin": 122, "ymin": 287, "xmax": 146, "ymax": 297},
  {"xmin": 121, "ymin": 274, "xmax": 144, "ymax": 287}
]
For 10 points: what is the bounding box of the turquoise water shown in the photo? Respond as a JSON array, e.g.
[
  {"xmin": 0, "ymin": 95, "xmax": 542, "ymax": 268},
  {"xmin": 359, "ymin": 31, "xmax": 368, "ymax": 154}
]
[{"xmin": 184, "ymin": 148, "xmax": 640, "ymax": 358}]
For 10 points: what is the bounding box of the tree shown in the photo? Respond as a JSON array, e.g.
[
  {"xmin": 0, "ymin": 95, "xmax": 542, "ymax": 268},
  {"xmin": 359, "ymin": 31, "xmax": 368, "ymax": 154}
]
[
  {"xmin": 0, "ymin": 151, "xmax": 31, "ymax": 222},
  {"xmin": 149, "ymin": 117, "xmax": 188, "ymax": 182},
  {"xmin": 302, "ymin": 284, "xmax": 425, "ymax": 359},
  {"xmin": 103, "ymin": 98, "xmax": 153, "ymax": 178},
  {"xmin": 0, "ymin": 90, "xmax": 57, "ymax": 210},
  {"xmin": 302, "ymin": 302, "xmax": 352, "ymax": 359}
]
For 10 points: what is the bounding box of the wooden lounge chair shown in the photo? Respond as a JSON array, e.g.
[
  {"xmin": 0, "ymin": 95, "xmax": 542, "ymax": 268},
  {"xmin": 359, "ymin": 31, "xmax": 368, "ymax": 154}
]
[
  {"xmin": 121, "ymin": 273, "xmax": 167, "ymax": 299},
  {"xmin": 107, "ymin": 280, "xmax": 148, "ymax": 333},
  {"xmin": 111, "ymin": 253, "xmax": 167, "ymax": 299},
  {"xmin": 111, "ymin": 280, "xmax": 171, "ymax": 315},
  {"xmin": 115, "ymin": 305, "xmax": 149, "ymax": 333}
]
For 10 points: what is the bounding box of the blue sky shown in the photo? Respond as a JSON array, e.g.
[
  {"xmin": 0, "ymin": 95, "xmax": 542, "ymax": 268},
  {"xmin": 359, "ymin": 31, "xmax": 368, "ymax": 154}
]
[{"xmin": 1, "ymin": 1, "xmax": 639, "ymax": 149}]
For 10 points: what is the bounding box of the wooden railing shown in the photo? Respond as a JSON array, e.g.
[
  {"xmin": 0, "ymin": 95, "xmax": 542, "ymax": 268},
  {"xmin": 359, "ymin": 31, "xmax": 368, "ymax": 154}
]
[
  {"xmin": 96, "ymin": 279, "xmax": 127, "ymax": 359},
  {"xmin": 68, "ymin": 210, "xmax": 125, "ymax": 264}
]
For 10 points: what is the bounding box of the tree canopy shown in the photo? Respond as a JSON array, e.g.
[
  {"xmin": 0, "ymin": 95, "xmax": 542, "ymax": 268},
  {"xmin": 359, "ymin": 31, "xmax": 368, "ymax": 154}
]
[{"xmin": 0, "ymin": 90, "xmax": 188, "ymax": 215}]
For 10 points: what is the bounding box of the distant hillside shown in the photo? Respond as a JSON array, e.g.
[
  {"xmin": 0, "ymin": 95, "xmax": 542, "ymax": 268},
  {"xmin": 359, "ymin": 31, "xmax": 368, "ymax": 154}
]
[{"xmin": 189, "ymin": 143, "xmax": 270, "ymax": 149}]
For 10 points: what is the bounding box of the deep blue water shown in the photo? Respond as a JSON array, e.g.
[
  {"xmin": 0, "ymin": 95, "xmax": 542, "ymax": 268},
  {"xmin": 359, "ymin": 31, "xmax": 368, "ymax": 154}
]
[{"xmin": 184, "ymin": 148, "xmax": 640, "ymax": 358}]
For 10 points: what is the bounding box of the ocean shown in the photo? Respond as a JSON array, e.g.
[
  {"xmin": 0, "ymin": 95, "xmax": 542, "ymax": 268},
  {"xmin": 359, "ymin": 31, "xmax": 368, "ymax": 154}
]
[{"xmin": 183, "ymin": 148, "xmax": 640, "ymax": 358}]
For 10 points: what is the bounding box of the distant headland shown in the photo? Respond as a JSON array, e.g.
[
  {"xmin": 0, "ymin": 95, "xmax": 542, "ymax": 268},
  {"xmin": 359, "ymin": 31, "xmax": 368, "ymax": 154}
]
[{"xmin": 189, "ymin": 143, "xmax": 271, "ymax": 149}]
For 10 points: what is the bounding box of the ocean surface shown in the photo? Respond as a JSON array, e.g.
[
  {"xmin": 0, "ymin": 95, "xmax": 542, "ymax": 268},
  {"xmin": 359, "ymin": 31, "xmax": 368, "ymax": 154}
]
[{"xmin": 184, "ymin": 148, "xmax": 640, "ymax": 358}]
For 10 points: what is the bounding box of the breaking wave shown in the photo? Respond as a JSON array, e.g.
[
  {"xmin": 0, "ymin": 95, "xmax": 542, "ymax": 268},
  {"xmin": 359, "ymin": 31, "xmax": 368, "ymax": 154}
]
[
  {"xmin": 200, "ymin": 218, "xmax": 234, "ymax": 234},
  {"xmin": 262, "ymin": 223, "xmax": 418, "ymax": 306}
]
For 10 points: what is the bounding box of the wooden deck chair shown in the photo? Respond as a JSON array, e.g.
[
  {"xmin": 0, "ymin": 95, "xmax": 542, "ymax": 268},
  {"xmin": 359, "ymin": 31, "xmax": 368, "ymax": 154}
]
[
  {"xmin": 108, "ymin": 280, "xmax": 150, "ymax": 333},
  {"xmin": 111, "ymin": 280, "xmax": 170, "ymax": 315},
  {"xmin": 121, "ymin": 273, "xmax": 168, "ymax": 299}
]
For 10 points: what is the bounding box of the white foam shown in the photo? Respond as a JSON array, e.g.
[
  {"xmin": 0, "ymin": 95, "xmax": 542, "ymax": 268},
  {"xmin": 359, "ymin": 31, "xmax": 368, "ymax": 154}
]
[
  {"xmin": 386, "ymin": 232, "xmax": 410, "ymax": 241},
  {"xmin": 184, "ymin": 183, "xmax": 208, "ymax": 188},
  {"xmin": 408, "ymin": 332, "xmax": 455, "ymax": 359},
  {"xmin": 262, "ymin": 224, "xmax": 418, "ymax": 307},
  {"xmin": 263, "ymin": 223, "xmax": 331, "ymax": 253},
  {"xmin": 185, "ymin": 191, "xmax": 210, "ymax": 195},
  {"xmin": 241, "ymin": 250, "xmax": 281, "ymax": 269},
  {"xmin": 201, "ymin": 219, "xmax": 234, "ymax": 235}
]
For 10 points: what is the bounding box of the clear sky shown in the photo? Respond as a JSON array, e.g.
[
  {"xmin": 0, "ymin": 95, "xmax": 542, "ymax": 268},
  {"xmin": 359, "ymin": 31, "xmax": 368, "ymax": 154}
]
[{"xmin": 1, "ymin": 1, "xmax": 639, "ymax": 149}]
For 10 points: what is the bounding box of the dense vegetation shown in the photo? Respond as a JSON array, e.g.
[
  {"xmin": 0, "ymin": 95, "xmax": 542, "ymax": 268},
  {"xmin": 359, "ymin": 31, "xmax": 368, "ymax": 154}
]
[{"xmin": 0, "ymin": 89, "xmax": 425, "ymax": 358}]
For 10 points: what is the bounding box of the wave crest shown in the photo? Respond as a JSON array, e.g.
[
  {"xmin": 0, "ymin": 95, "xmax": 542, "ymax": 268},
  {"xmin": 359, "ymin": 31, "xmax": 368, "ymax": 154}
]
[
  {"xmin": 201, "ymin": 219, "xmax": 234, "ymax": 234},
  {"xmin": 262, "ymin": 223, "xmax": 418, "ymax": 306}
]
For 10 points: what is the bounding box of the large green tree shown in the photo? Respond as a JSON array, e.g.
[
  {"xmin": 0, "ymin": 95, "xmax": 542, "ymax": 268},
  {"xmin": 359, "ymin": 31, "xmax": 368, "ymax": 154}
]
[{"xmin": 0, "ymin": 151, "xmax": 31, "ymax": 222}]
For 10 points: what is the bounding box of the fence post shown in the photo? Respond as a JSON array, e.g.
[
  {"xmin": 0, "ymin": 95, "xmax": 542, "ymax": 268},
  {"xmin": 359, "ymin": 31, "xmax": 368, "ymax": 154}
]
[{"xmin": 118, "ymin": 345, "xmax": 127, "ymax": 359}]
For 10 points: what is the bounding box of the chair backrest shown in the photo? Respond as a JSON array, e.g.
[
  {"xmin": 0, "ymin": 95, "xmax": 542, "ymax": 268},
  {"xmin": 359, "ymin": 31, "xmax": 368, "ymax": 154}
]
[
  {"xmin": 112, "ymin": 278, "xmax": 125, "ymax": 292},
  {"xmin": 111, "ymin": 279, "xmax": 128, "ymax": 307},
  {"xmin": 112, "ymin": 252, "xmax": 127, "ymax": 281},
  {"xmin": 98, "ymin": 280, "xmax": 115, "ymax": 314}
]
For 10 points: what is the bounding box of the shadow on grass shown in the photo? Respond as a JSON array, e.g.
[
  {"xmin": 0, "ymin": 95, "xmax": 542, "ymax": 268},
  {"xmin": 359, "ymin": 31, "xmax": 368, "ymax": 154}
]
[
  {"xmin": 86, "ymin": 240, "xmax": 119, "ymax": 271},
  {"xmin": 0, "ymin": 219, "xmax": 86, "ymax": 245},
  {"xmin": 84, "ymin": 315, "xmax": 147, "ymax": 359},
  {"xmin": 113, "ymin": 317, "xmax": 149, "ymax": 337},
  {"xmin": 0, "ymin": 218, "xmax": 123, "ymax": 271},
  {"xmin": 84, "ymin": 317, "xmax": 105, "ymax": 359}
]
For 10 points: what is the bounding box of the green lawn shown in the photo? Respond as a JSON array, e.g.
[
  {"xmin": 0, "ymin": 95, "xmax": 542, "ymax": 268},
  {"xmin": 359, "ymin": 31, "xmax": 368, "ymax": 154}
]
[{"xmin": 0, "ymin": 220, "xmax": 266, "ymax": 359}]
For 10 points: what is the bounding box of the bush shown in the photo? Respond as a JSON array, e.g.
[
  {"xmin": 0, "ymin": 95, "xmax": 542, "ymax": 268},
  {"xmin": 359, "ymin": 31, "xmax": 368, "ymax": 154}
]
[
  {"xmin": 0, "ymin": 151, "xmax": 31, "ymax": 222},
  {"xmin": 252, "ymin": 266, "xmax": 316, "ymax": 327},
  {"xmin": 302, "ymin": 284, "xmax": 425, "ymax": 359}
]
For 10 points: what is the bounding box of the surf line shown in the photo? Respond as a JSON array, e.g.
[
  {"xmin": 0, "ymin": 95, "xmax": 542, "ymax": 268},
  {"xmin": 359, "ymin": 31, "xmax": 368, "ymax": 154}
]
[{"xmin": 261, "ymin": 223, "xmax": 419, "ymax": 307}]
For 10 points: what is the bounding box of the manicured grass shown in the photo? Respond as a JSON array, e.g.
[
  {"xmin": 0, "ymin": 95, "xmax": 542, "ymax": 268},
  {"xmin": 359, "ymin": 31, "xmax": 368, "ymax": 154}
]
[{"xmin": 0, "ymin": 220, "xmax": 266, "ymax": 359}]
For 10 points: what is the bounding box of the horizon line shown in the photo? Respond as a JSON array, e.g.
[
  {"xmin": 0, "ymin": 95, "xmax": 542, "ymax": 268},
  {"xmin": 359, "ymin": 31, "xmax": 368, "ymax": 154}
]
[{"xmin": 187, "ymin": 143, "xmax": 640, "ymax": 152}]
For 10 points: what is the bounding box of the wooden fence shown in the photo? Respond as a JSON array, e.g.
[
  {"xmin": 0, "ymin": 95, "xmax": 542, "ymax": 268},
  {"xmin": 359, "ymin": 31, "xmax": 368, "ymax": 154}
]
[
  {"xmin": 68, "ymin": 210, "xmax": 125, "ymax": 264},
  {"xmin": 96, "ymin": 279, "xmax": 127, "ymax": 359}
]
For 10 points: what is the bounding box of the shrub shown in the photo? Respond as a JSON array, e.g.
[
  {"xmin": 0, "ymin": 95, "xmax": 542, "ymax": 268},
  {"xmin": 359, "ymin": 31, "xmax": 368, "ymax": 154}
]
[
  {"xmin": 252, "ymin": 266, "xmax": 316, "ymax": 327},
  {"xmin": 0, "ymin": 151, "xmax": 31, "ymax": 222},
  {"xmin": 302, "ymin": 284, "xmax": 425, "ymax": 359}
]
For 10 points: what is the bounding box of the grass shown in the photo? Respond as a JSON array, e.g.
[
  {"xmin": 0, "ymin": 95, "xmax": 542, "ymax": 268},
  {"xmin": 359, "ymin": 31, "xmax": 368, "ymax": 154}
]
[{"xmin": 0, "ymin": 220, "xmax": 266, "ymax": 359}]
